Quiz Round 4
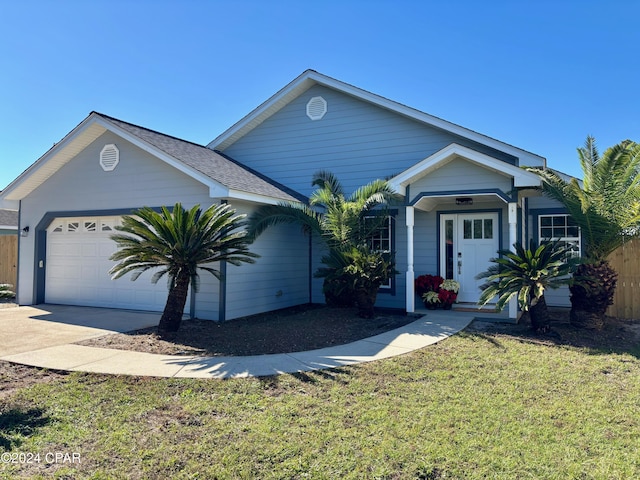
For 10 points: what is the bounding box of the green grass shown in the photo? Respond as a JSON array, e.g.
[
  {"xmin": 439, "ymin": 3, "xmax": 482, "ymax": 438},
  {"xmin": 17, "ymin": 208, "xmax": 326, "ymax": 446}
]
[{"xmin": 2, "ymin": 329, "xmax": 640, "ymax": 479}]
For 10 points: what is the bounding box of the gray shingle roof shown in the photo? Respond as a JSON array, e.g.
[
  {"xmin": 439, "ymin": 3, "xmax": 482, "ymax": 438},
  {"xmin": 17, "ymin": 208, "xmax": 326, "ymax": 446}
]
[
  {"xmin": 96, "ymin": 113, "xmax": 306, "ymax": 203},
  {"xmin": 0, "ymin": 209, "xmax": 18, "ymax": 228}
]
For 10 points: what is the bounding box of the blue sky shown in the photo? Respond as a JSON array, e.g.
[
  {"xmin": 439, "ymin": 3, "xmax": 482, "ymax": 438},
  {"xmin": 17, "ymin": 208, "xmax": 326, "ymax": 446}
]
[{"xmin": 1, "ymin": 0, "xmax": 638, "ymax": 191}]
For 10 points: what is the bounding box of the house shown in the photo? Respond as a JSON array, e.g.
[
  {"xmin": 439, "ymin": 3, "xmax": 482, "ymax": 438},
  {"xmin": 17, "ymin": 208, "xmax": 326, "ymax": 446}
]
[
  {"xmin": 0, "ymin": 208, "xmax": 18, "ymax": 236},
  {"xmin": 0, "ymin": 208, "xmax": 18, "ymax": 286},
  {"xmin": 0, "ymin": 70, "xmax": 575, "ymax": 321}
]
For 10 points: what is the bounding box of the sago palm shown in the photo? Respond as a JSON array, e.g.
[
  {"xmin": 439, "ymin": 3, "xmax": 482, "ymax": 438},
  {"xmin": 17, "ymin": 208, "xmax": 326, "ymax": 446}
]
[
  {"xmin": 530, "ymin": 137, "xmax": 640, "ymax": 328},
  {"xmin": 477, "ymin": 241, "xmax": 574, "ymax": 333},
  {"xmin": 110, "ymin": 203, "xmax": 258, "ymax": 336}
]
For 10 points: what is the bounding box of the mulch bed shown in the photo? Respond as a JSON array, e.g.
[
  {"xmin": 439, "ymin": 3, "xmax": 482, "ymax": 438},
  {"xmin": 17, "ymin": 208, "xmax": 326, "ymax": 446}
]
[{"xmin": 76, "ymin": 304, "xmax": 417, "ymax": 357}]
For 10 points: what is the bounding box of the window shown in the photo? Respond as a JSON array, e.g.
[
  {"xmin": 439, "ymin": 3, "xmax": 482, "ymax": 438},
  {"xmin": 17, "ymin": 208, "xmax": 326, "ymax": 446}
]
[
  {"xmin": 364, "ymin": 215, "xmax": 393, "ymax": 289},
  {"xmin": 365, "ymin": 215, "xmax": 391, "ymax": 253},
  {"xmin": 539, "ymin": 214, "xmax": 581, "ymax": 258},
  {"xmin": 463, "ymin": 218, "xmax": 493, "ymax": 239}
]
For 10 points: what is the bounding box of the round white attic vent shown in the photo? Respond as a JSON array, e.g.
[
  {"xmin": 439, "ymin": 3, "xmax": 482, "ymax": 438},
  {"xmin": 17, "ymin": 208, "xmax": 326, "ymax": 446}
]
[
  {"xmin": 306, "ymin": 96, "xmax": 327, "ymax": 120},
  {"xmin": 100, "ymin": 144, "xmax": 119, "ymax": 171}
]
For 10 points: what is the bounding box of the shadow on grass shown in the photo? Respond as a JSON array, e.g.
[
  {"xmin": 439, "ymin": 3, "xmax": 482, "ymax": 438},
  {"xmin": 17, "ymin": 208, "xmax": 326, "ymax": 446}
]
[
  {"xmin": 0, "ymin": 407, "xmax": 50, "ymax": 449},
  {"xmin": 466, "ymin": 312, "xmax": 640, "ymax": 359}
]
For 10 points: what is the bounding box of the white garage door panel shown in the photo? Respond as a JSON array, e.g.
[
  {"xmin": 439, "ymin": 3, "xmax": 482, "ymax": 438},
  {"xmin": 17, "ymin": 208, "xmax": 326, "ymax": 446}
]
[{"xmin": 45, "ymin": 216, "xmax": 173, "ymax": 312}]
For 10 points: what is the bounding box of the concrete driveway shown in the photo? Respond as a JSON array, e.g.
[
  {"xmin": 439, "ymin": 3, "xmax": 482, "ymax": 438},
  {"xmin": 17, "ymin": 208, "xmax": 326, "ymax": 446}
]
[{"xmin": 0, "ymin": 304, "xmax": 159, "ymax": 356}]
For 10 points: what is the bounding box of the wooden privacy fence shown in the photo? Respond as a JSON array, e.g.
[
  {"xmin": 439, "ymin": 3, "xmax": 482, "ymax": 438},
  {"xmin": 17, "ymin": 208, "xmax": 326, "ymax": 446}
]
[
  {"xmin": 0, "ymin": 235, "xmax": 18, "ymax": 287},
  {"xmin": 607, "ymin": 238, "xmax": 640, "ymax": 320}
]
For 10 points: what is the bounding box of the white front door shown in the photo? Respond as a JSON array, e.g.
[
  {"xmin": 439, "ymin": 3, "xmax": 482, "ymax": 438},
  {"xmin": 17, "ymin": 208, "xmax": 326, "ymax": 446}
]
[{"xmin": 440, "ymin": 213, "xmax": 499, "ymax": 303}]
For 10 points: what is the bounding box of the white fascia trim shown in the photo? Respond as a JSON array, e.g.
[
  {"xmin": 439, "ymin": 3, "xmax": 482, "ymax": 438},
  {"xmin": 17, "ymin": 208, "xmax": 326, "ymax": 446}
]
[
  {"xmin": 208, "ymin": 70, "xmax": 546, "ymax": 167},
  {"xmin": 227, "ymin": 189, "xmax": 295, "ymax": 206},
  {"xmin": 0, "ymin": 200, "xmax": 19, "ymax": 210},
  {"xmin": 0, "ymin": 115, "xmax": 107, "ymax": 201},
  {"xmin": 389, "ymin": 143, "xmax": 542, "ymax": 195},
  {"xmin": 414, "ymin": 191, "xmax": 508, "ymax": 212},
  {"xmin": 94, "ymin": 116, "xmax": 228, "ymax": 198},
  {"xmin": 208, "ymin": 71, "xmax": 316, "ymax": 150},
  {"xmin": 0, "ymin": 225, "xmax": 18, "ymax": 230}
]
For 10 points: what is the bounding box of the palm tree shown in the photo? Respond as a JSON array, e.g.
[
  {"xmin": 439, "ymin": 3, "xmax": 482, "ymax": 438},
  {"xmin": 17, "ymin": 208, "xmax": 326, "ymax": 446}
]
[
  {"xmin": 109, "ymin": 203, "xmax": 258, "ymax": 336},
  {"xmin": 248, "ymin": 171, "xmax": 399, "ymax": 316},
  {"xmin": 530, "ymin": 137, "xmax": 640, "ymax": 328},
  {"xmin": 248, "ymin": 171, "xmax": 398, "ymax": 248},
  {"xmin": 477, "ymin": 241, "xmax": 574, "ymax": 333}
]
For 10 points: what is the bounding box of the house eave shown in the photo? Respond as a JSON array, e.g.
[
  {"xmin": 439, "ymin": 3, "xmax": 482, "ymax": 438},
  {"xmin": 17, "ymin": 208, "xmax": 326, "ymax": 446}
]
[
  {"xmin": 0, "ymin": 113, "xmax": 224, "ymax": 202},
  {"xmin": 227, "ymin": 189, "xmax": 299, "ymax": 206},
  {"xmin": 0, "ymin": 116, "xmax": 108, "ymax": 201},
  {"xmin": 389, "ymin": 143, "xmax": 542, "ymax": 196},
  {"xmin": 208, "ymin": 70, "xmax": 547, "ymax": 168}
]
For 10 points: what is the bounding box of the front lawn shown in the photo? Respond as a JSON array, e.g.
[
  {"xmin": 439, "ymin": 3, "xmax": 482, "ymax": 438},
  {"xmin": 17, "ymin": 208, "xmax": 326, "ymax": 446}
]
[{"xmin": 1, "ymin": 317, "xmax": 639, "ymax": 479}]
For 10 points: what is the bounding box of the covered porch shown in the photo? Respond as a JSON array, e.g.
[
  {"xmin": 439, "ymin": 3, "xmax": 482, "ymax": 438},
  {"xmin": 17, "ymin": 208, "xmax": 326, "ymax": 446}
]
[{"xmin": 389, "ymin": 143, "xmax": 543, "ymax": 320}]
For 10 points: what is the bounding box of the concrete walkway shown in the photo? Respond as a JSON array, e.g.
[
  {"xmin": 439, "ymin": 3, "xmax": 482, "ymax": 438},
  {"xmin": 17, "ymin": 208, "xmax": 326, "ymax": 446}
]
[{"xmin": 0, "ymin": 305, "xmax": 473, "ymax": 379}]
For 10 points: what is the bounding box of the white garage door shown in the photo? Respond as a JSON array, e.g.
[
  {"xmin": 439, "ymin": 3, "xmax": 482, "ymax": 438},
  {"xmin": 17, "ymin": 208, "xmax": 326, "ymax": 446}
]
[{"xmin": 46, "ymin": 216, "xmax": 171, "ymax": 311}]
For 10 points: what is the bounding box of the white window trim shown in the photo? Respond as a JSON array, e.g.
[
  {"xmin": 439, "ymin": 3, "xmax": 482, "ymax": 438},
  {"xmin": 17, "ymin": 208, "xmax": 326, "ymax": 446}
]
[
  {"xmin": 538, "ymin": 214, "xmax": 581, "ymax": 258},
  {"xmin": 365, "ymin": 215, "xmax": 393, "ymax": 289}
]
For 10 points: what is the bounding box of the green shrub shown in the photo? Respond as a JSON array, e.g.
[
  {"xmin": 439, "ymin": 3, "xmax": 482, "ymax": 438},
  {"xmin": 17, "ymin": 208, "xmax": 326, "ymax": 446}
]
[{"xmin": 0, "ymin": 284, "xmax": 16, "ymax": 299}]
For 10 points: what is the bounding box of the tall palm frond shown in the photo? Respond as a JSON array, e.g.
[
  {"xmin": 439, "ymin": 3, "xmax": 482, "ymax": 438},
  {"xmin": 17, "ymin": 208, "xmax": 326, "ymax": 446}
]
[
  {"xmin": 245, "ymin": 202, "xmax": 323, "ymax": 242},
  {"xmin": 247, "ymin": 171, "xmax": 399, "ymax": 314},
  {"xmin": 249, "ymin": 171, "xmax": 398, "ymax": 249},
  {"xmin": 529, "ymin": 137, "xmax": 640, "ymax": 262}
]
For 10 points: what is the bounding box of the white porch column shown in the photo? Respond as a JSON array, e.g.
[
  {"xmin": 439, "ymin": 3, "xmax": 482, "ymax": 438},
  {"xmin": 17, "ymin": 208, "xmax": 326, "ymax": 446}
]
[
  {"xmin": 508, "ymin": 202, "xmax": 518, "ymax": 319},
  {"xmin": 405, "ymin": 206, "xmax": 415, "ymax": 313}
]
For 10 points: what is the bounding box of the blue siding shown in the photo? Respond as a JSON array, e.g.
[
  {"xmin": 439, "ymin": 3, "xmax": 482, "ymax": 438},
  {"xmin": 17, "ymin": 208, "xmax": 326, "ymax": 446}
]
[
  {"xmin": 18, "ymin": 133, "xmax": 311, "ymax": 320},
  {"xmin": 222, "ymin": 85, "xmax": 519, "ymax": 199},
  {"xmin": 526, "ymin": 195, "xmax": 572, "ymax": 307},
  {"xmin": 410, "ymin": 157, "xmax": 513, "ymax": 199},
  {"xmin": 224, "ymin": 215, "xmax": 310, "ymax": 320}
]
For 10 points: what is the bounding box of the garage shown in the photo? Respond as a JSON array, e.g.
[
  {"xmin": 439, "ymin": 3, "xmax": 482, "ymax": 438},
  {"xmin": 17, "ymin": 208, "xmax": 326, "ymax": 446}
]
[{"xmin": 45, "ymin": 216, "xmax": 171, "ymax": 311}]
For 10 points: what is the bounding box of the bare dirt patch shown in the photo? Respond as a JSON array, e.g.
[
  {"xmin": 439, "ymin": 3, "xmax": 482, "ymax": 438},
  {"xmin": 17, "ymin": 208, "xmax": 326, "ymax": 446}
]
[
  {"xmin": 76, "ymin": 304, "xmax": 417, "ymax": 357},
  {"xmin": 0, "ymin": 362, "xmax": 67, "ymax": 400},
  {"xmin": 468, "ymin": 308, "xmax": 640, "ymax": 353}
]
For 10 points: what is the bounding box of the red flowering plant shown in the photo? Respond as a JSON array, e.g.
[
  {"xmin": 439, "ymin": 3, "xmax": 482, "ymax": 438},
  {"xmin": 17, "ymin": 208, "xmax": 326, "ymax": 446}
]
[
  {"xmin": 438, "ymin": 288, "xmax": 457, "ymax": 305},
  {"xmin": 416, "ymin": 275, "xmax": 460, "ymax": 309},
  {"xmin": 414, "ymin": 274, "xmax": 444, "ymax": 298}
]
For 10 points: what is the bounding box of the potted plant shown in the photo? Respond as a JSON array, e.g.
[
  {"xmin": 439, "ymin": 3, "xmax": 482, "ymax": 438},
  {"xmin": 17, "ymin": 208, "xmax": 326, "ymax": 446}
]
[
  {"xmin": 415, "ymin": 274, "xmax": 444, "ymax": 299},
  {"xmin": 422, "ymin": 290, "xmax": 441, "ymax": 309},
  {"xmin": 438, "ymin": 279, "xmax": 460, "ymax": 309}
]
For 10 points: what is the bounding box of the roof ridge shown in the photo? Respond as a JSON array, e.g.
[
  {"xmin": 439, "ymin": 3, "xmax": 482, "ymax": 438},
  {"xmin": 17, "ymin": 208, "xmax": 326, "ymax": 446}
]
[{"xmin": 92, "ymin": 111, "xmax": 210, "ymax": 150}]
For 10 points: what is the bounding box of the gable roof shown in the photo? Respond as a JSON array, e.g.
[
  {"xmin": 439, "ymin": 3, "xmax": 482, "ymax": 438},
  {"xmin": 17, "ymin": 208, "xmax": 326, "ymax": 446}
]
[
  {"xmin": 208, "ymin": 70, "xmax": 547, "ymax": 168},
  {"xmin": 0, "ymin": 208, "xmax": 18, "ymax": 230},
  {"xmin": 389, "ymin": 143, "xmax": 543, "ymax": 196},
  {"xmin": 0, "ymin": 113, "xmax": 305, "ymax": 206}
]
